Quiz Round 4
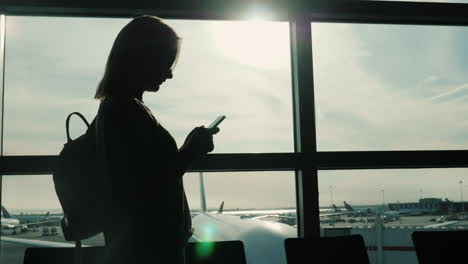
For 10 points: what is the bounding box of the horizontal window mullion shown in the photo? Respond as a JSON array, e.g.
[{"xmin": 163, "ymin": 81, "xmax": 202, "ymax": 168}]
[
  {"xmin": 4, "ymin": 1, "xmax": 468, "ymax": 26},
  {"xmin": 316, "ymin": 150, "xmax": 468, "ymax": 170},
  {"xmin": 0, "ymin": 153, "xmax": 302, "ymax": 175},
  {"xmin": 3, "ymin": 151, "xmax": 468, "ymax": 174},
  {"xmin": 305, "ymin": 1, "xmax": 468, "ymax": 26}
]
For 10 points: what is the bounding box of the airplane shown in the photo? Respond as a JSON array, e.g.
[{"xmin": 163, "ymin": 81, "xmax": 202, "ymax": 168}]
[
  {"xmin": 343, "ymin": 201, "xmax": 400, "ymax": 220},
  {"xmin": 190, "ymin": 172, "xmax": 298, "ymax": 264},
  {"xmin": 1, "ymin": 206, "xmax": 21, "ymax": 229},
  {"xmin": 221, "ymin": 203, "xmax": 346, "ymax": 220},
  {"xmin": 1, "ymin": 205, "xmax": 60, "ymax": 231}
]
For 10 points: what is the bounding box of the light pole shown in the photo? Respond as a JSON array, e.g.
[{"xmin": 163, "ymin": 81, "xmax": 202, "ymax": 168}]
[
  {"xmin": 381, "ymin": 189, "xmax": 385, "ymax": 211},
  {"xmin": 329, "ymin": 185, "xmax": 334, "ymax": 207},
  {"xmin": 419, "ymin": 188, "xmax": 423, "ymax": 201},
  {"xmin": 460, "ymin": 180, "xmax": 464, "ymax": 213}
]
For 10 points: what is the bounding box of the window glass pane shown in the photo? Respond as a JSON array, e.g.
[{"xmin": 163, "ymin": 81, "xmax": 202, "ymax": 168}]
[
  {"xmin": 313, "ymin": 23, "xmax": 468, "ymax": 150},
  {"xmin": 1, "ymin": 175, "xmax": 104, "ymax": 264},
  {"xmin": 184, "ymin": 171, "xmax": 297, "ymax": 264},
  {"xmin": 1, "ymin": 172, "xmax": 297, "ymax": 264},
  {"xmin": 319, "ymin": 169, "xmax": 468, "ymax": 264},
  {"xmin": 4, "ymin": 16, "xmax": 293, "ymax": 155}
]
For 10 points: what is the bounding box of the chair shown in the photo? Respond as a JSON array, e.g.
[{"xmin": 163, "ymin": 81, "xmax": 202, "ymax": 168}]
[
  {"xmin": 24, "ymin": 241, "xmax": 246, "ymax": 264},
  {"xmin": 285, "ymin": 235, "xmax": 370, "ymax": 264},
  {"xmin": 412, "ymin": 230, "xmax": 468, "ymax": 264},
  {"xmin": 185, "ymin": 240, "xmax": 246, "ymax": 264},
  {"xmin": 23, "ymin": 246, "xmax": 105, "ymax": 264}
]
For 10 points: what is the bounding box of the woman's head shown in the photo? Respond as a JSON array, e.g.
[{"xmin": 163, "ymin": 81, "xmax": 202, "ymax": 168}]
[{"xmin": 95, "ymin": 15, "xmax": 181, "ymax": 100}]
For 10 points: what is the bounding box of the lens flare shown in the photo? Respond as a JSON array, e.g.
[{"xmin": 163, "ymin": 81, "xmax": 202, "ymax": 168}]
[
  {"xmin": 195, "ymin": 223, "xmax": 217, "ymax": 258},
  {"xmin": 195, "ymin": 241, "xmax": 216, "ymax": 258}
]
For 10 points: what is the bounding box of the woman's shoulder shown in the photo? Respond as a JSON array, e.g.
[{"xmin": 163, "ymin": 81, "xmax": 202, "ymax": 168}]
[
  {"xmin": 97, "ymin": 96, "xmax": 146, "ymax": 127},
  {"xmin": 100, "ymin": 95, "xmax": 136, "ymax": 107},
  {"xmin": 99, "ymin": 96, "xmax": 140, "ymax": 114}
]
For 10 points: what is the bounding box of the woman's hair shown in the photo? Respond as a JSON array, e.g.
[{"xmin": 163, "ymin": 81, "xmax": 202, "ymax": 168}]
[{"xmin": 94, "ymin": 15, "xmax": 181, "ymax": 100}]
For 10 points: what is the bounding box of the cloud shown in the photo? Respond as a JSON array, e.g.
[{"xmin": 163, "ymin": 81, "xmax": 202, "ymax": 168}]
[{"xmin": 430, "ymin": 84, "xmax": 468, "ymax": 103}]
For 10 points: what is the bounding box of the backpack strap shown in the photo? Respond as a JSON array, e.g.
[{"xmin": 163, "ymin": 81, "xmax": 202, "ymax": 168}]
[{"xmin": 66, "ymin": 112, "xmax": 90, "ymax": 143}]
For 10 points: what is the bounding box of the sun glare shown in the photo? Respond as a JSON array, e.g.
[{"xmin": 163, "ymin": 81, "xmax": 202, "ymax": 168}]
[{"xmin": 208, "ymin": 19, "xmax": 289, "ymax": 71}]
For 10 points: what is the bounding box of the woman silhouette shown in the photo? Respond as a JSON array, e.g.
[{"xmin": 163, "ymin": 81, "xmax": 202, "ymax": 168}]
[{"xmin": 95, "ymin": 15, "xmax": 218, "ymax": 264}]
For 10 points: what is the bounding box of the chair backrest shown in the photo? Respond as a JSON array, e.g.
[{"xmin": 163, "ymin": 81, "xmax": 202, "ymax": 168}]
[
  {"xmin": 24, "ymin": 246, "xmax": 105, "ymax": 264},
  {"xmin": 285, "ymin": 235, "xmax": 370, "ymax": 264},
  {"xmin": 185, "ymin": 241, "xmax": 246, "ymax": 264},
  {"xmin": 24, "ymin": 241, "xmax": 246, "ymax": 264},
  {"xmin": 412, "ymin": 230, "xmax": 468, "ymax": 264}
]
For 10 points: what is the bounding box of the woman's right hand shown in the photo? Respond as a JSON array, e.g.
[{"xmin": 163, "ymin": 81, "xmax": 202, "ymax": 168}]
[{"xmin": 181, "ymin": 126, "xmax": 219, "ymax": 159}]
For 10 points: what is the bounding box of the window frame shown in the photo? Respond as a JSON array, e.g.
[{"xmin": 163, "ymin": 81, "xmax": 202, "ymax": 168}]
[{"xmin": 2, "ymin": 0, "xmax": 468, "ymax": 242}]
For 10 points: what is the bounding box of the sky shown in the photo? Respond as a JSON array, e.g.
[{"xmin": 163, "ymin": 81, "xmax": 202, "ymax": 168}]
[{"xmin": 4, "ymin": 5, "xmax": 468, "ymax": 211}]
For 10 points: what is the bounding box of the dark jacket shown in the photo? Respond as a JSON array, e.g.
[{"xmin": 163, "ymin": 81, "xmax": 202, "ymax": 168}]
[{"xmin": 96, "ymin": 95, "xmax": 191, "ymax": 253}]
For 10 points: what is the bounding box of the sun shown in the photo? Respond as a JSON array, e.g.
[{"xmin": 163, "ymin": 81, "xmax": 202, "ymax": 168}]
[{"xmin": 207, "ymin": 19, "xmax": 290, "ymax": 71}]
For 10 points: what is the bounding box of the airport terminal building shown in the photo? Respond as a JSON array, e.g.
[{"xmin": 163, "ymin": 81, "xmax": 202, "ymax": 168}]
[{"xmin": 388, "ymin": 198, "xmax": 468, "ymax": 214}]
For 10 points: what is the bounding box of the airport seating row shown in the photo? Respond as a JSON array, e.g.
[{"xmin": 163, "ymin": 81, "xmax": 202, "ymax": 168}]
[
  {"xmin": 23, "ymin": 241, "xmax": 247, "ymax": 264},
  {"xmin": 24, "ymin": 230, "xmax": 468, "ymax": 264},
  {"xmin": 23, "ymin": 236, "xmax": 368, "ymax": 264}
]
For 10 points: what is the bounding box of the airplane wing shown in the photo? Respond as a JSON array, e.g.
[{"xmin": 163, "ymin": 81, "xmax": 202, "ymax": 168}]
[
  {"xmin": 320, "ymin": 211, "xmax": 351, "ymax": 217},
  {"xmin": 23, "ymin": 220, "xmax": 60, "ymax": 228},
  {"xmin": 251, "ymin": 214, "xmax": 296, "ymax": 221},
  {"xmin": 3, "ymin": 219, "xmax": 60, "ymax": 230},
  {"xmin": 1, "ymin": 236, "xmax": 75, "ymax": 247},
  {"xmin": 222, "ymin": 209, "xmax": 296, "ymax": 216},
  {"xmin": 1, "ymin": 236, "xmax": 85, "ymax": 248}
]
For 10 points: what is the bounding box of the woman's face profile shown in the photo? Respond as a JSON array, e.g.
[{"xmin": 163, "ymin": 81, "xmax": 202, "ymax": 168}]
[
  {"xmin": 145, "ymin": 69, "xmax": 173, "ymax": 92},
  {"xmin": 144, "ymin": 48, "xmax": 177, "ymax": 92}
]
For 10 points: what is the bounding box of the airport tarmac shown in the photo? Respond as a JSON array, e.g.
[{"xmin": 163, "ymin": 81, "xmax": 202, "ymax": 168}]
[
  {"xmin": 321, "ymin": 215, "xmax": 468, "ymax": 228},
  {"xmin": 3, "ymin": 214, "xmax": 468, "ymax": 264}
]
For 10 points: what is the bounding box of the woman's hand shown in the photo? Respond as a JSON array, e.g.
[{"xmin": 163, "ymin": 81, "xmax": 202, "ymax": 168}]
[{"xmin": 181, "ymin": 126, "xmax": 219, "ymax": 159}]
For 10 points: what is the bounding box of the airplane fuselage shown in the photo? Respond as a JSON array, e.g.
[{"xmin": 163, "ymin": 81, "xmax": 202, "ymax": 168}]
[
  {"xmin": 192, "ymin": 213, "xmax": 297, "ymax": 264},
  {"xmin": 1, "ymin": 217, "xmax": 21, "ymax": 229}
]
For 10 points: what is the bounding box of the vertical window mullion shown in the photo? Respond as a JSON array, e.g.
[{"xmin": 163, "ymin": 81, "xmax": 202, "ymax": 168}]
[
  {"xmin": 1, "ymin": 14, "xmax": 5, "ymax": 157},
  {"xmin": 290, "ymin": 20, "xmax": 319, "ymax": 238},
  {"xmin": 0, "ymin": 13, "xmax": 6, "ymax": 251}
]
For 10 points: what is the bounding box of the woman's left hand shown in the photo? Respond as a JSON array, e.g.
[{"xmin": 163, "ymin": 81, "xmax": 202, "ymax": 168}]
[{"xmin": 181, "ymin": 126, "xmax": 219, "ymax": 159}]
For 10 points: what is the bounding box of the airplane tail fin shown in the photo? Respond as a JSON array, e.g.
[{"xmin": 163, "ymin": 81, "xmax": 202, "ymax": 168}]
[
  {"xmin": 199, "ymin": 172, "xmax": 207, "ymax": 213},
  {"xmin": 332, "ymin": 204, "xmax": 338, "ymax": 211},
  {"xmin": 344, "ymin": 201, "xmax": 354, "ymax": 211},
  {"xmin": 44, "ymin": 211, "xmax": 50, "ymax": 218},
  {"xmin": 2, "ymin": 205, "xmax": 12, "ymax": 218},
  {"xmin": 218, "ymin": 201, "xmax": 224, "ymax": 214}
]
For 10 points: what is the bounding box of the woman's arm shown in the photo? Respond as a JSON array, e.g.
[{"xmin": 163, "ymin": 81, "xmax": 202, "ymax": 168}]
[
  {"xmin": 175, "ymin": 147, "xmax": 197, "ymax": 178},
  {"xmin": 175, "ymin": 126, "xmax": 218, "ymax": 178}
]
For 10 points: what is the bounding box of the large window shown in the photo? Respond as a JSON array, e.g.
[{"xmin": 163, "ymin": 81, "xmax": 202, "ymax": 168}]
[
  {"xmin": 1, "ymin": 15, "xmax": 295, "ymax": 264},
  {"xmin": 319, "ymin": 169, "xmax": 468, "ymax": 264},
  {"xmin": 1, "ymin": 175, "xmax": 105, "ymax": 264},
  {"xmin": 313, "ymin": 23, "xmax": 468, "ymax": 151},
  {"xmin": 2, "ymin": 2, "xmax": 468, "ymax": 264},
  {"xmin": 184, "ymin": 171, "xmax": 297, "ymax": 264},
  {"xmin": 1, "ymin": 172, "xmax": 297, "ymax": 264},
  {"xmin": 4, "ymin": 16, "xmax": 293, "ymax": 155}
]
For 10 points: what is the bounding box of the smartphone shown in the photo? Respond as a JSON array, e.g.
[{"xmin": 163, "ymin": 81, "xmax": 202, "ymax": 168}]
[{"xmin": 208, "ymin": 115, "xmax": 226, "ymax": 129}]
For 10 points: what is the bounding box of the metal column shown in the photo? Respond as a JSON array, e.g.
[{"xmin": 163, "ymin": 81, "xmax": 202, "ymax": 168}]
[{"xmin": 290, "ymin": 19, "xmax": 319, "ymax": 238}]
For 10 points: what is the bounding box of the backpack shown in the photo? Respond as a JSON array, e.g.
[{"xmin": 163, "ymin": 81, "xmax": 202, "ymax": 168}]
[{"xmin": 53, "ymin": 112, "xmax": 106, "ymax": 242}]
